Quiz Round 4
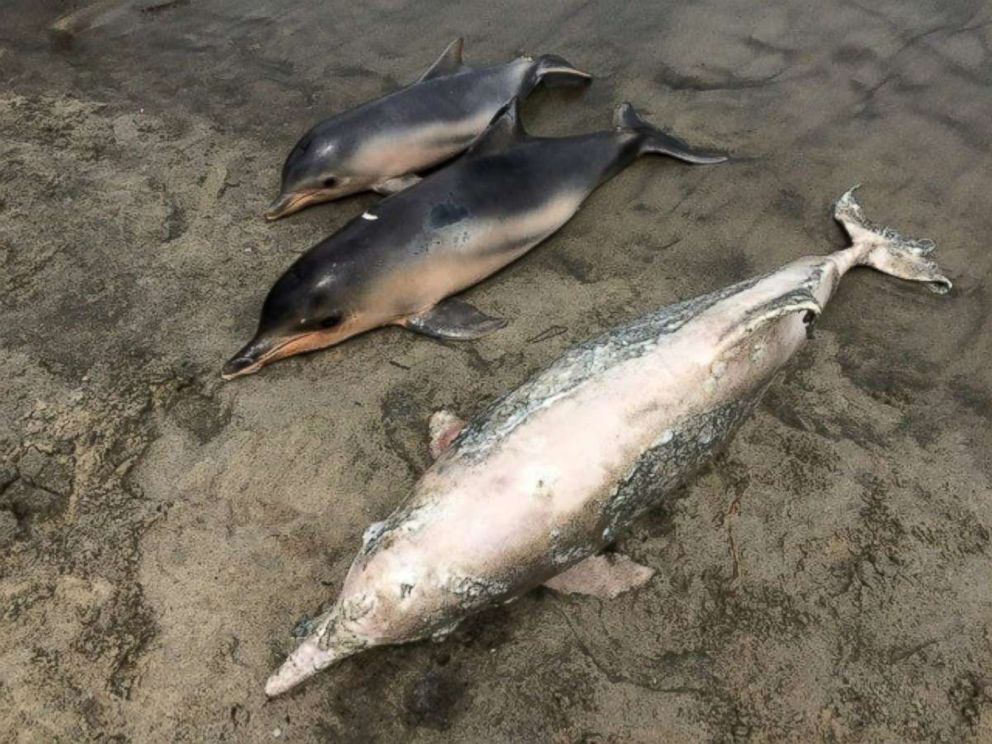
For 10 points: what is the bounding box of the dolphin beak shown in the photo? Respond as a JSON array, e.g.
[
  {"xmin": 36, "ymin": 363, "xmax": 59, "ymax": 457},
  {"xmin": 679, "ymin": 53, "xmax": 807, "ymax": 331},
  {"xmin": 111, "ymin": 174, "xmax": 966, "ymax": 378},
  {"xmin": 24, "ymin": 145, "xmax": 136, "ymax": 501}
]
[
  {"xmin": 265, "ymin": 608, "xmax": 369, "ymax": 697},
  {"xmin": 221, "ymin": 355, "xmax": 260, "ymax": 380},
  {"xmin": 265, "ymin": 637, "xmax": 340, "ymax": 697},
  {"xmin": 264, "ymin": 192, "xmax": 307, "ymax": 221},
  {"xmin": 221, "ymin": 324, "xmax": 358, "ymax": 380},
  {"xmin": 265, "ymin": 179, "xmax": 360, "ymax": 219},
  {"xmin": 265, "ymin": 185, "xmax": 349, "ymax": 220},
  {"xmin": 221, "ymin": 335, "xmax": 279, "ymax": 380}
]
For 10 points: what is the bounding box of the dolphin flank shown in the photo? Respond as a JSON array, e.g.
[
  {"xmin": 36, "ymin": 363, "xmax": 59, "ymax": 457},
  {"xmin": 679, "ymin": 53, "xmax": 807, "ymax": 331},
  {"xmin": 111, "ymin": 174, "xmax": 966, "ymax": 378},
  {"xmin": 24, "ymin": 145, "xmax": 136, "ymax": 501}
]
[
  {"xmin": 264, "ymin": 38, "xmax": 591, "ymax": 219},
  {"xmin": 264, "ymin": 188, "xmax": 950, "ymax": 696},
  {"xmin": 223, "ymin": 100, "xmax": 726, "ymax": 379}
]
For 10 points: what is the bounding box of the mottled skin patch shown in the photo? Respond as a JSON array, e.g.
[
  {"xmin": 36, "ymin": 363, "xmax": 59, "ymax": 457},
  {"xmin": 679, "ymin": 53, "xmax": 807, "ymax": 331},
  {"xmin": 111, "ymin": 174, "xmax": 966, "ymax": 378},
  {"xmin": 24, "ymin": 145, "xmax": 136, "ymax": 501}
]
[
  {"xmin": 454, "ymin": 276, "xmax": 765, "ymax": 461},
  {"xmin": 429, "ymin": 202, "xmax": 471, "ymax": 229},
  {"xmin": 601, "ymin": 396, "xmax": 763, "ymax": 542}
]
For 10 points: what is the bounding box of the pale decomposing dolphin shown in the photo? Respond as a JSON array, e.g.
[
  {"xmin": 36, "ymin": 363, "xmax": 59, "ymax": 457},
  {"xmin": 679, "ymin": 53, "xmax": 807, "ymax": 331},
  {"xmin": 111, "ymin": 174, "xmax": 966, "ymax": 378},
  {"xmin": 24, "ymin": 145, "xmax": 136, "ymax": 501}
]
[
  {"xmin": 265, "ymin": 38, "xmax": 591, "ymax": 219},
  {"xmin": 264, "ymin": 188, "xmax": 949, "ymax": 696},
  {"xmin": 223, "ymin": 101, "xmax": 725, "ymax": 379}
]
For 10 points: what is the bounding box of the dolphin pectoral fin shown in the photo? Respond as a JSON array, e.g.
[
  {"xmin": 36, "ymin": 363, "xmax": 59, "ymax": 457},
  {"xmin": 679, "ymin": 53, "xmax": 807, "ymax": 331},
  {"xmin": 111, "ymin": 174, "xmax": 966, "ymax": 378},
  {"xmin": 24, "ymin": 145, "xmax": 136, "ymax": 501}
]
[
  {"xmin": 428, "ymin": 410, "xmax": 466, "ymax": 459},
  {"xmin": 416, "ymin": 37, "xmax": 465, "ymax": 83},
  {"xmin": 372, "ymin": 175, "xmax": 422, "ymax": 195},
  {"xmin": 404, "ymin": 299, "xmax": 507, "ymax": 340},
  {"xmin": 544, "ymin": 554, "xmax": 655, "ymax": 600}
]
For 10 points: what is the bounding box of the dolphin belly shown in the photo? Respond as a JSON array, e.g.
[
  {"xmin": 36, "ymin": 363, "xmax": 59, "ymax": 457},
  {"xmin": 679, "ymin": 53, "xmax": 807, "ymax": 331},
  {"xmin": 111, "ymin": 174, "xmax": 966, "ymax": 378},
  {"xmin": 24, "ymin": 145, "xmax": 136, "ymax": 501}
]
[
  {"xmin": 351, "ymin": 110, "xmax": 496, "ymax": 181},
  {"xmin": 351, "ymin": 186, "xmax": 586, "ymax": 326}
]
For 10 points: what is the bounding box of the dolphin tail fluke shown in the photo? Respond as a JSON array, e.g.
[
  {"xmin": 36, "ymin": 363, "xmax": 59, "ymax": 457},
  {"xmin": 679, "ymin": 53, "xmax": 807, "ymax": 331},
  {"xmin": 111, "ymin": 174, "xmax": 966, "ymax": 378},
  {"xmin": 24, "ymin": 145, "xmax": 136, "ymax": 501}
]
[
  {"xmin": 614, "ymin": 102, "xmax": 727, "ymax": 164},
  {"xmin": 834, "ymin": 186, "xmax": 952, "ymax": 294},
  {"xmin": 533, "ymin": 54, "xmax": 593, "ymax": 87}
]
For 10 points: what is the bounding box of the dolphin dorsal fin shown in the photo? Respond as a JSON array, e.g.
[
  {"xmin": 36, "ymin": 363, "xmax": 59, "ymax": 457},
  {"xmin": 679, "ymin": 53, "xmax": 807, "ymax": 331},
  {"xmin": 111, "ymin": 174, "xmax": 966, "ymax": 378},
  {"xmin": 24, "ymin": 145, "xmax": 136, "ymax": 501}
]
[
  {"xmin": 416, "ymin": 38, "xmax": 465, "ymax": 83},
  {"xmin": 466, "ymin": 98, "xmax": 527, "ymax": 157}
]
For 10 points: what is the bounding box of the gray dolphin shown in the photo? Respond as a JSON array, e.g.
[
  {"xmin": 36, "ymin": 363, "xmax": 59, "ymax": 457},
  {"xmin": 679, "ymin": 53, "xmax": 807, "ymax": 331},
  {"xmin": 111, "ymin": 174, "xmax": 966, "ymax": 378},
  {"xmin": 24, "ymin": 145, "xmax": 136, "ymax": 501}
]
[
  {"xmin": 264, "ymin": 38, "xmax": 591, "ymax": 219},
  {"xmin": 223, "ymin": 101, "xmax": 726, "ymax": 379},
  {"xmin": 264, "ymin": 188, "xmax": 950, "ymax": 696}
]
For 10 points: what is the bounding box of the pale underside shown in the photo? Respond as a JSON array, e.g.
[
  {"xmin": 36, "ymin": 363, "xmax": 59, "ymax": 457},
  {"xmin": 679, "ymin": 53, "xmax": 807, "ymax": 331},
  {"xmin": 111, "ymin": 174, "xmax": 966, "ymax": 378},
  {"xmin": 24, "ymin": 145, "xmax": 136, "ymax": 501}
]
[
  {"xmin": 356, "ymin": 191, "xmax": 588, "ymax": 329},
  {"xmin": 352, "ymin": 112, "xmax": 496, "ymax": 185}
]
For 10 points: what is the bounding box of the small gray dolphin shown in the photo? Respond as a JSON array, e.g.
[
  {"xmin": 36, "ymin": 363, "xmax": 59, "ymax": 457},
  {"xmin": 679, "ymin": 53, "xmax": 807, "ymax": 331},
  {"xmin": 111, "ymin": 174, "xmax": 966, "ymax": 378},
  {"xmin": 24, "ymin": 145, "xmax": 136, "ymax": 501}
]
[
  {"xmin": 264, "ymin": 38, "xmax": 591, "ymax": 219},
  {"xmin": 223, "ymin": 101, "xmax": 725, "ymax": 379}
]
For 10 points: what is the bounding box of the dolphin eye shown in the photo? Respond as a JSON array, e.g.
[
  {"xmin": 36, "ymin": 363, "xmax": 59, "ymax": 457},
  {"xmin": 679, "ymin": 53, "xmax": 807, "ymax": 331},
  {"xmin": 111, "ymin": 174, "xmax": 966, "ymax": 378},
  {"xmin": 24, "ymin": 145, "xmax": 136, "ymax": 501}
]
[
  {"xmin": 318, "ymin": 313, "xmax": 341, "ymax": 329},
  {"xmin": 322, "ymin": 177, "xmax": 338, "ymax": 188},
  {"xmin": 301, "ymin": 313, "xmax": 341, "ymax": 331}
]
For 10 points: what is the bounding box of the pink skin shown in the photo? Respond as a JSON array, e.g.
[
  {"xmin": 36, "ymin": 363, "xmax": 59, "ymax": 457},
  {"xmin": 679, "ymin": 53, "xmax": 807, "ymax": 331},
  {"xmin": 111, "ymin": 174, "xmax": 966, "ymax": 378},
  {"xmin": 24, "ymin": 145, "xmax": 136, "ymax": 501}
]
[
  {"xmin": 266, "ymin": 261, "xmax": 834, "ymax": 696},
  {"xmin": 266, "ymin": 190, "xmax": 949, "ymax": 696}
]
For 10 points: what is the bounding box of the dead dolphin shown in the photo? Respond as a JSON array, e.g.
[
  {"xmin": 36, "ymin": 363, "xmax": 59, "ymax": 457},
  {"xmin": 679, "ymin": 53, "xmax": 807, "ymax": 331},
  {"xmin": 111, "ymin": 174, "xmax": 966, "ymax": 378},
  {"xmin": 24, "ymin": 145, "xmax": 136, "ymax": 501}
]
[
  {"xmin": 264, "ymin": 38, "xmax": 591, "ymax": 219},
  {"xmin": 264, "ymin": 188, "xmax": 949, "ymax": 696},
  {"xmin": 222, "ymin": 101, "xmax": 725, "ymax": 379}
]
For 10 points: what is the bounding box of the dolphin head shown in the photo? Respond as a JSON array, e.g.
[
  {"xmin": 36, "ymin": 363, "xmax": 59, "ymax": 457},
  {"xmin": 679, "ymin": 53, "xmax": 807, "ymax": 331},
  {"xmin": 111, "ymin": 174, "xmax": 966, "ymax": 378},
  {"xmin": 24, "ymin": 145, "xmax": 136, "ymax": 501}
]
[
  {"xmin": 265, "ymin": 126, "xmax": 370, "ymax": 220},
  {"xmin": 222, "ymin": 252, "xmax": 367, "ymax": 379}
]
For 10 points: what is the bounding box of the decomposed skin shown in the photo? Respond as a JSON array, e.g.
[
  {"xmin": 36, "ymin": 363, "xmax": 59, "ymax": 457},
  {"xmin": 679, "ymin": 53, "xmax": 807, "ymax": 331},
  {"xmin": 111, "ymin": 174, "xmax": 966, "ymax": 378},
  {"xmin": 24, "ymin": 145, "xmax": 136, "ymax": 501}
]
[{"xmin": 265, "ymin": 187, "xmax": 949, "ymax": 697}]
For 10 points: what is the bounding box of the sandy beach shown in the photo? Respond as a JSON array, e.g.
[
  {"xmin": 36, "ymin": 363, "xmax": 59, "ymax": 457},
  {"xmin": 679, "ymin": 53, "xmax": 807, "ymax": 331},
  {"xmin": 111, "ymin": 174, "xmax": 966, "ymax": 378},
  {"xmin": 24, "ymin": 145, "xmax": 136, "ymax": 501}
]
[{"xmin": 1, "ymin": 1, "xmax": 991, "ymax": 741}]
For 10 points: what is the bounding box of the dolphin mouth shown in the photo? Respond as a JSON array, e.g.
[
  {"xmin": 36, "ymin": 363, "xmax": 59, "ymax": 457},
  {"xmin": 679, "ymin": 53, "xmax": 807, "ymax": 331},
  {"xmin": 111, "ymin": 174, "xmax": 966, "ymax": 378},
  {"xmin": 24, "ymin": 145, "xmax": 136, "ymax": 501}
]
[
  {"xmin": 221, "ymin": 323, "xmax": 358, "ymax": 380},
  {"xmin": 265, "ymin": 637, "xmax": 338, "ymax": 697},
  {"xmin": 264, "ymin": 182, "xmax": 357, "ymax": 219},
  {"xmin": 221, "ymin": 336, "xmax": 293, "ymax": 380},
  {"xmin": 264, "ymin": 191, "xmax": 323, "ymax": 220},
  {"xmin": 220, "ymin": 355, "xmax": 266, "ymax": 380}
]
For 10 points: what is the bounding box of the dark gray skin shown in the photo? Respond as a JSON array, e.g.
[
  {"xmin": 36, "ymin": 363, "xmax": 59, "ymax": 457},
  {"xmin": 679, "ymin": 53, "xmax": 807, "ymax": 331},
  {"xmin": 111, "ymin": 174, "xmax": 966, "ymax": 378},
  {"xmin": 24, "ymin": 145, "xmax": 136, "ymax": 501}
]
[
  {"xmin": 222, "ymin": 101, "xmax": 726, "ymax": 379},
  {"xmin": 264, "ymin": 38, "xmax": 591, "ymax": 219}
]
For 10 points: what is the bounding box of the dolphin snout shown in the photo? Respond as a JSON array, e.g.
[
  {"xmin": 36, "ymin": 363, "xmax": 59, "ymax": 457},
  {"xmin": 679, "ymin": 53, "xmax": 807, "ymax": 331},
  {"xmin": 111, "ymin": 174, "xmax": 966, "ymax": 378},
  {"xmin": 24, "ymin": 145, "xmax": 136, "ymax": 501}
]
[
  {"xmin": 221, "ymin": 336, "xmax": 278, "ymax": 380},
  {"xmin": 264, "ymin": 192, "xmax": 301, "ymax": 221},
  {"xmin": 221, "ymin": 355, "xmax": 257, "ymax": 380}
]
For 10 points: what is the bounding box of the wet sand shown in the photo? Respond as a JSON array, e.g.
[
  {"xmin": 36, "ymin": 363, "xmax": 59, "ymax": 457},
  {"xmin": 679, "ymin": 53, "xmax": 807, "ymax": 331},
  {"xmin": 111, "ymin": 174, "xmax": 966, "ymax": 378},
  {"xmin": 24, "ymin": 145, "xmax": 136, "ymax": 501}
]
[{"xmin": 1, "ymin": 1, "xmax": 991, "ymax": 741}]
